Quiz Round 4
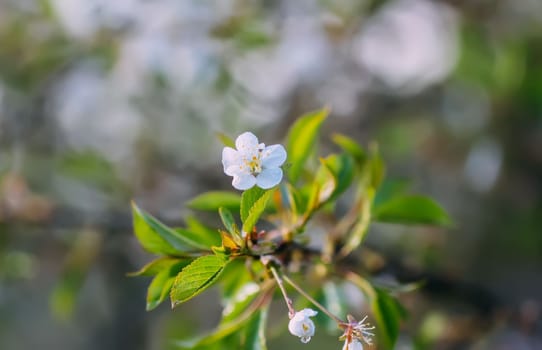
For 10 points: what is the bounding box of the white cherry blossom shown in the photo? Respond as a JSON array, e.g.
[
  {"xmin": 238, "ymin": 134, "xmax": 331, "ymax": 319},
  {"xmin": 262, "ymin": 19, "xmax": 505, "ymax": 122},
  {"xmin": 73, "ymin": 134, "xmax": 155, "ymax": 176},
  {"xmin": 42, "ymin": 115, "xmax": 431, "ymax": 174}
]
[
  {"xmin": 288, "ymin": 308, "xmax": 318, "ymax": 343},
  {"xmin": 222, "ymin": 132, "xmax": 287, "ymax": 190}
]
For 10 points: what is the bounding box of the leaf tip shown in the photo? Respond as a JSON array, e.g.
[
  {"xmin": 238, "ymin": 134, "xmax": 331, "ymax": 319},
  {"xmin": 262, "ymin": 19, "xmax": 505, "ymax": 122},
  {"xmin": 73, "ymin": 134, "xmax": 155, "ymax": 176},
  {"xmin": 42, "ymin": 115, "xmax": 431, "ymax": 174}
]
[
  {"xmin": 130, "ymin": 200, "xmax": 141, "ymax": 213},
  {"xmin": 146, "ymin": 301, "xmax": 159, "ymax": 311}
]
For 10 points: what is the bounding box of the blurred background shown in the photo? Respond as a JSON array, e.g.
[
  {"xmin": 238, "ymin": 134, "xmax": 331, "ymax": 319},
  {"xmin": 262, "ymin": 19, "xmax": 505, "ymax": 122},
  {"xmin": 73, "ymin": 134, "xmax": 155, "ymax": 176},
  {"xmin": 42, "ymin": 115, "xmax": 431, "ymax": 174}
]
[{"xmin": 0, "ymin": 0, "xmax": 541, "ymax": 349}]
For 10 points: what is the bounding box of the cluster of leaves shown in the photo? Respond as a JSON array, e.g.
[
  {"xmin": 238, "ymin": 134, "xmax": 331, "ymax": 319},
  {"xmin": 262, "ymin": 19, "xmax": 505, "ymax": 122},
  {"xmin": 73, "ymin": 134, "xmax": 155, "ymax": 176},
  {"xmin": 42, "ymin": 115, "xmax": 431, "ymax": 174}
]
[{"xmin": 130, "ymin": 108, "xmax": 451, "ymax": 349}]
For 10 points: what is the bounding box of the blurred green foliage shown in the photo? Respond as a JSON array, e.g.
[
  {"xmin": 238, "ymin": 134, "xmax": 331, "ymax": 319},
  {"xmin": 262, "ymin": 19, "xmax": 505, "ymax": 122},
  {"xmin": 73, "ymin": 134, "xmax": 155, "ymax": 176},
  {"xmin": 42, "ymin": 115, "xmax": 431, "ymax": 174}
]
[{"xmin": 0, "ymin": 0, "xmax": 541, "ymax": 349}]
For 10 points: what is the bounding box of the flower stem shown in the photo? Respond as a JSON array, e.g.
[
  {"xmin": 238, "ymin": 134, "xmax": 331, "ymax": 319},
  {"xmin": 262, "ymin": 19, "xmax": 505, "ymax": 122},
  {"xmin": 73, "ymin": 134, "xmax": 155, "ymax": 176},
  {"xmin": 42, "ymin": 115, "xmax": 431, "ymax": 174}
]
[
  {"xmin": 281, "ymin": 273, "xmax": 345, "ymax": 326},
  {"xmin": 269, "ymin": 266, "xmax": 295, "ymax": 318}
]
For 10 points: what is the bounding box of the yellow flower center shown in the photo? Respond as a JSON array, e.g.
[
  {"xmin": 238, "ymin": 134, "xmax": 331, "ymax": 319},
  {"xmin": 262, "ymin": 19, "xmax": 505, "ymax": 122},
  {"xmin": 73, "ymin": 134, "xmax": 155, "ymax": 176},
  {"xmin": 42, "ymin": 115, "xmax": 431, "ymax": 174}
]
[{"xmin": 245, "ymin": 155, "xmax": 262, "ymax": 174}]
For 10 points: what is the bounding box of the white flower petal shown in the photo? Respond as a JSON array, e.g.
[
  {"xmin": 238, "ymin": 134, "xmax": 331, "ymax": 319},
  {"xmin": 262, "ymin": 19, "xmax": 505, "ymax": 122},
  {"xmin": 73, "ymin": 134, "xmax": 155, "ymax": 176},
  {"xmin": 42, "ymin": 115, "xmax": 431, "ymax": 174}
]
[
  {"xmin": 256, "ymin": 168, "xmax": 283, "ymax": 189},
  {"xmin": 235, "ymin": 132, "xmax": 259, "ymax": 154},
  {"xmin": 298, "ymin": 308, "xmax": 318, "ymax": 317},
  {"xmin": 344, "ymin": 339, "xmax": 363, "ymax": 350},
  {"xmin": 288, "ymin": 308, "xmax": 317, "ymax": 343},
  {"xmin": 226, "ymin": 164, "xmax": 249, "ymax": 176},
  {"xmin": 222, "ymin": 147, "xmax": 240, "ymax": 174},
  {"xmin": 232, "ymin": 174, "xmax": 257, "ymax": 190},
  {"xmin": 261, "ymin": 144, "xmax": 287, "ymax": 168}
]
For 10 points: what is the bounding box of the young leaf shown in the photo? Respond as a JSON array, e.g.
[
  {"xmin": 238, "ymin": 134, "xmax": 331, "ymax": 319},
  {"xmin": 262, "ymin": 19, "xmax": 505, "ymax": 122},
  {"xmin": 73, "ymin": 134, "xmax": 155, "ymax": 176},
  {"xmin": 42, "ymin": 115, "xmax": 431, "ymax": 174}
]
[
  {"xmin": 147, "ymin": 271, "xmax": 173, "ymax": 311},
  {"xmin": 127, "ymin": 256, "xmax": 182, "ymax": 277},
  {"xmin": 170, "ymin": 255, "xmax": 229, "ymax": 307},
  {"xmin": 321, "ymin": 153, "xmax": 355, "ymax": 202},
  {"xmin": 242, "ymin": 189, "xmax": 274, "ymax": 233},
  {"xmin": 307, "ymin": 154, "xmax": 354, "ymax": 210},
  {"xmin": 132, "ymin": 202, "xmax": 204, "ymax": 255},
  {"xmin": 338, "ymin": 189, "xmax": 374, "ymax": 258},
  {"xmin": 188, "ymin": 191, "xmax": 241, "ymax": 212},
  {"xmin": 219, "ymin": 207, "xmax": 239, "ymax": 236},
  {"xmin": 308, "ymin": 160, "xmax": 334, "ymax": 207},
  {"xmin": 219, "ymin": 230, "xmax": 241, "ymax": 252},
  {"xmin": 146, "ymin": 259, "xmax": 192, "ymax": 311},
  {"xmin": 240, "ymin": 187, "xmax": 266, "ymax": 222},
  {"xmin": 373, "ymin": 195, "xmax": 451, "ymax": 226},
  {"xmin": 286, "ymin": 107, "xmax": 329, "ymax": 183},
  {"xmin": 331, "ymin": 133, "xmax": 366, "ymax": 164}
]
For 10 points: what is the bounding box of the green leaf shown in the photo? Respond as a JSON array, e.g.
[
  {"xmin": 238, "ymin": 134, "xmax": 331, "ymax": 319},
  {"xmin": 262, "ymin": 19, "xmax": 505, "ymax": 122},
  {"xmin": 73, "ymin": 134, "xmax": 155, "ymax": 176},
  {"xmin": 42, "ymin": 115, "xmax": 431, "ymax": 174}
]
[
  {"xmin": 132, "ymin": 202, "xmax": 204, "ymax": 255},
  {"xmin": 219, "ymin": 207, "xmax": 239, "ymax": 236},
  {"xmin": 243, "ymin": 306, "xmax": 268, "ymax": 350},
  {"xmin": 127, "ymin": 256, "xmax": 182, "ymax": 277},
  {"xmin": 372, "ymin": 288, "xmax": 407, "ymax": 350},
  {"xmin": 307, "ymin": 161, "xmax": 333, "ymax": 211},
  {"xmin": 174, "ymin": 228, "xmax": 217, "ymax": 250},
  {"xmin": 338, "ymin": 188, "xmax": 374, "ymax": 258},
  {"xmin": 242, "ymin": 189, "xmax": 274, "ymax": 233},
  {"xmin": 216, "ymin": 132, "xmax": 235, "ymax": 148},
  {"xmin": 307, "ymin": 154, "xmax": 354, "ymax": 210},
  {"xmin": 373, "ymin": 195, "xmax": 451, "ymax": 226},
  {"xmin": 170, "ymin": 255, "xmax": 229, "ymax": 307},
  {"xmin": 373, "ymin": 179, "xmax": 411, "ymax": 209},
  {"xmin": 321, "ymin": 153, "xmax": 355, "ymax": 202},
  {"xmin": 331, "ymin": 133, "xmax": 366, "ymax": 164},
  {"xmin": 240, "ymin": 187, "xmax": 265, "ymax": 222},
  {"xmin": 286, "ymin": 107, "xmax": 329, "ymax": 183},
  {"xmin": 185, "ymin": 216, "xmax": 222, "ymax": 247},
  {"xmin": 188, "ymin": 191, "xmax": 241, "ymax": 212},
  {"xmin": 146, "ymin": 259, "xmax": 191, "ymax": 311}
]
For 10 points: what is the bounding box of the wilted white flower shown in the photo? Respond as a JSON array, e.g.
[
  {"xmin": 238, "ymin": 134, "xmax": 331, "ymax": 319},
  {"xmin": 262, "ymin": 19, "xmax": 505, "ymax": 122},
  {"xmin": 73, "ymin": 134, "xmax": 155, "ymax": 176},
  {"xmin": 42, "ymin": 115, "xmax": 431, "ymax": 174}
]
[
  {"xmin": 341, "ymin": 315, "xmax": 375, "ymax": 349},
  {"xmin": 288, "ymin": 308, "xmax": 318, "ymax": 343},
  {"xmin": 222, "ymin": 132, "xmax": 287, "ymax": 190},
  {"xmin": 353, "ymin": 315, "xmax": 375, "ymax": 345}
]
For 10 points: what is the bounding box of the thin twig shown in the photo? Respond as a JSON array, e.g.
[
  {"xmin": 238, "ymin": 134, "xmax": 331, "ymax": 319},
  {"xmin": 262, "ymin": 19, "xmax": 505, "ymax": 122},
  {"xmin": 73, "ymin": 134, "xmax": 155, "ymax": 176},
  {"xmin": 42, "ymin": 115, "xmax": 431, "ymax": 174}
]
[
  {"xmin": 269, "ymin": 266, "xmax": 295, "ymax": 318},
  {"xmin": 281, "ymin": 273, "xmax": 345, "ymax": 325}
]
